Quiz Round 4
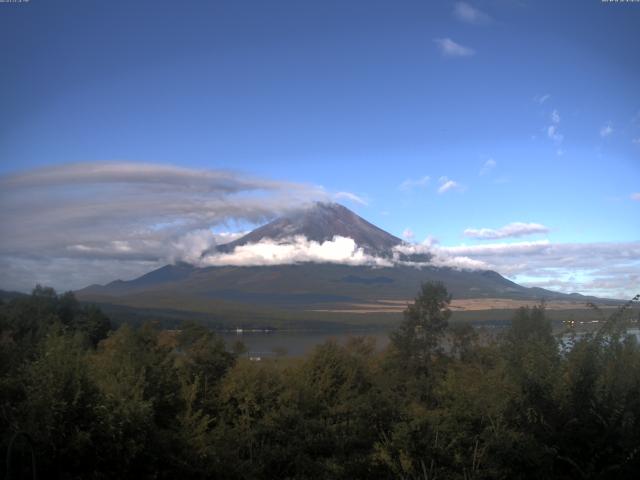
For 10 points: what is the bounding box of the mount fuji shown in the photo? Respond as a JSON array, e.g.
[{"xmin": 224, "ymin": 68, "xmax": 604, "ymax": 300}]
[{"xmin": 76, "ymin": 203, "xmax": 605, "ymax": 328}]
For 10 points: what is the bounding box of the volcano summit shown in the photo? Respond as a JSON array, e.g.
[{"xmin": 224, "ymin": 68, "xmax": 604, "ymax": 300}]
[
  {"xmin": 216, "ymin": 202, "xmax": 402, "ymax": 256},
  {"xmin": 77, "ymin": 203, "xmax": 604, "ymax": 328}
]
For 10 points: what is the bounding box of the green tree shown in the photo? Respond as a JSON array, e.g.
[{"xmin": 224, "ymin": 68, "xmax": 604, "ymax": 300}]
[
  {"xmin": 18, "ymin": 325, "xmax": 101, "ymax": 477},
  {"xmin": 552, "ymin": 298, "xmax": 640, "ymax": 479},
  {"xmin": 386, "ymin": 281, "xmax": 452, "ymax": 409},
  {"xmin": 499, "ymin": 305, "xmax": 561, "ymax": 477},
  {"xmin": 89, "ymin": 323, "xmax": 181, "ymax": 477},
  {"xmin": 174, "ymin": 322, "xmax": 236, "ymax": 416},
  {"xmin": 390, "ymin": 281, "xmax": 452, "ymax": 372}
]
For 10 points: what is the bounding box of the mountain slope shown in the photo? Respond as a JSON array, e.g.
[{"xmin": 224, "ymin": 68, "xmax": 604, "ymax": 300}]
[
  {"xmin": 78, "ymin": 262, "xmax": 599, "ymax": 304},
  {"xmin": 216, "ymin": 202, "xmax": 402, "ymax": 255},
  {"xmin": 77, "ymin": 202, "xmax": 611, "ymax": 324}
]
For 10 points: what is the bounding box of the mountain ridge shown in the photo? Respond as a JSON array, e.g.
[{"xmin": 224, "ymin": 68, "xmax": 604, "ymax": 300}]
[
  {"xmin": 214, "ymin": 202, "xmax": 403, "ymax": 256},
  {"xmin": 76, "ymin": 202, "xmax": 617, "ymax": 324}
]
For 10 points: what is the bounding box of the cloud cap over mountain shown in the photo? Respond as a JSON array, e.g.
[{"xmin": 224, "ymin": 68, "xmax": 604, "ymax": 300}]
[
  {"xmin": 0, "ymin": 162, "xmax": 328, "ymax": 290},
  {"xmin": 1, "ymin": 162, "xmax": 637, "ymax": 300}
]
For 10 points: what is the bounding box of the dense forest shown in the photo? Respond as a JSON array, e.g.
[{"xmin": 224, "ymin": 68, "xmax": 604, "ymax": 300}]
[{"xmin": 1, "ymin": 284, "xmax": 639, "ymax": 480}]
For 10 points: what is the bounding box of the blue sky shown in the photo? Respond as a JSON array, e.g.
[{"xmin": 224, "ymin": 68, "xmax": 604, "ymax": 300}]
[{"xmin": 1, "ymin": 0, "xmax": 639, "ymax": 297}]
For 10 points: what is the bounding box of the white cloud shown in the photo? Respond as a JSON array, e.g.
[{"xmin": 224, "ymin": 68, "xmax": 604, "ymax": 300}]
[
  {"xmin": 392, "ymin": 242, "xmax": 488, "ymax": 271},
  {"xmin": 464, "ymin": 222, "xmax": 550, "ymax": 239},
  {"xmin": 547, "ymin": 125, "xmax": 563, "ymax": 143},
  {"xmin": 434, "ymin": 38, "xmax": 475, "ymax": 57},
  {"xmin": 0, "ymin": 162, "xmax": 329, "ymax": 290},
  {"xmin": 181, "ymin": 233, "xmax": 640, "ymax": 299},
  {"xmin": 545, "ymin": 109, "xmax": 563, "ymax": 148},
  {"xmin": 177, "ymin": 234, "xmax": 640, "ymax": 299},
  {"xmin": 2, "ymin": 163, "xmax": 636, "ymax": 299},
  {"xmin": 632, "ymin": 138, "xmax": 640, "ymax": 145},
  {"xmin": 198, "ymin": 234, "xmax": 489, "ymax": 274},
  {"xmin": 0, "ymin": 162, "xmax": 298, "ymax": 193},
  {"xmin": 440, "ymin": 239, "xmax": 552, "ymax": 257},
  {"xmin": 169, "ymin": 229, "xmax": 217, "ymax": 265},
  {"xmin": 431, "ymin": 255, "xmax": 488, "ymax": 270},
  {"xmin": 439, "ymin": 239, "xmax": 638, "ymax": 269},
  {"xmin": 453, "ymin": 240, "xmax": 640, "ymax": 299},
  {"xmin": 453, "ymin": 2, "xmax": 492, "ymax": 25},
  {"xmin": 200, "ymin": 235, "xmax": 392, "ymax": 268},
  {"xmin": 479, "ymin": 158, "xmax": 496, "ymax": 175},
  {"xmin": 399, "ymin": 175, "xmax": 430, "ymax": 191},
  {"xmin": 334, "ymin": 191, "xmax": 368, "ymax": 205},
  {"xmin": 534, "ymin": 94, "xmax": 551, "ymax": 104},
  {"xmin": 438, "ymin": 181, "xmax": 458, "ymax": 194},
  {"xmin": 600, "ymin": 122, "xmax": 613, "ymax": 138},
  {"xmin": 402, "ymin": 228, "xmax": 415, "ymax": 240},
  {"xmin": 437, "ymin": 176, "xmax": 462, "ymax": 194},
  {"xmin": 393, "ymin": 238, "xmax": 640, "ymax": 298}
]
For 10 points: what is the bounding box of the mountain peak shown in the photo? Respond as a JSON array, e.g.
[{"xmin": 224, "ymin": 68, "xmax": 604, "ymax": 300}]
[{"xmin": 216, "ymin": 202, "xmax": 402, "ymax": 255}]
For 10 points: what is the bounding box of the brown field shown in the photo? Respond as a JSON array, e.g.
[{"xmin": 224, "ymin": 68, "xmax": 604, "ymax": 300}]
[{"xmin": 310, "ymin": 298, "xmax": 616, "ymax": 314}]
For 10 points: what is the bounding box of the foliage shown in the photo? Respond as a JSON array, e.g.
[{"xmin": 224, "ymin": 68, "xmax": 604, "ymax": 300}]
[
  {"xmin": 1, "ymin": 286, "xmax": 639, "ymax": 479},
  {"xmin": 390, "ymin": 281, "xmax": 452, "ymax": 369}
]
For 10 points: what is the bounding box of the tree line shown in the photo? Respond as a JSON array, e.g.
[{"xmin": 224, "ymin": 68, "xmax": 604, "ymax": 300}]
[{"xmin": 1, "ymin": 283, "xmax": 639, "ymax": 479}]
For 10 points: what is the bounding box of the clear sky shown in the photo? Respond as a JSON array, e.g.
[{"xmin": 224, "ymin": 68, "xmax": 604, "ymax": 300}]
[{"xmin": 1, "ymin": 0, "xmax": 639, "ymax": 298}]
